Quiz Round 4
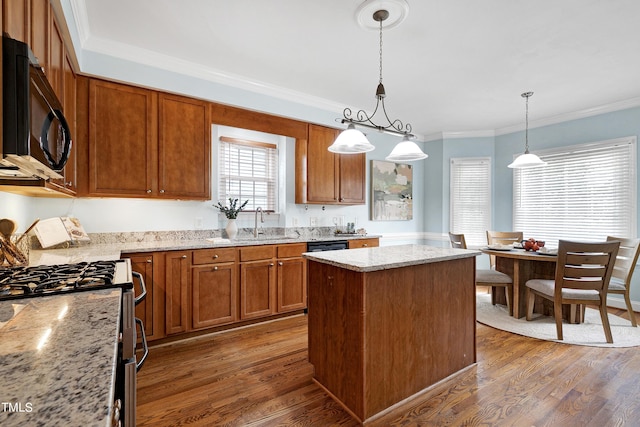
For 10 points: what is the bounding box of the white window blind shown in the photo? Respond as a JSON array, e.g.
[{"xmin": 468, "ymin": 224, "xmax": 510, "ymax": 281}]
[
  {"xmin": 218, "ymin": 136, "xmax": 278, "ymax": 212},
  {"xmin": 450, "ymin": 157, "xmax": 492, "ymax": 247},
  {"xmin": 513, "ymin": 137, "xmax": 637, "ymax": 246}
]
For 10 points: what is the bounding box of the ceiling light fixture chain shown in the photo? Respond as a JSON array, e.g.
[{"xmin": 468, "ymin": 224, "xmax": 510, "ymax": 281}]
[
  {"xmin": 522, "ymin": 91, "xmax": 533, "ymax": 153},
  {"xmin": 340, "ymin": 8, "xmax": 413, "ymax": 138}
]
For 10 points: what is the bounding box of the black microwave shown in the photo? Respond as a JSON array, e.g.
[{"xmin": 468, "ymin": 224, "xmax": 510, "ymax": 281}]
[{"xmin": 1, "ymin": 34, "xmax": 72, "ymax": 180}]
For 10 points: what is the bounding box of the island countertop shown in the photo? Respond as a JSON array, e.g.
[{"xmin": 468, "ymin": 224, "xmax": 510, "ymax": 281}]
[
  {"xmin": 0, "ymin": 289, "xmax": 120, "ymax": 426},
  {"xmin": 303, "ymin": 243, "xmax": 480, "ymax": 272}
]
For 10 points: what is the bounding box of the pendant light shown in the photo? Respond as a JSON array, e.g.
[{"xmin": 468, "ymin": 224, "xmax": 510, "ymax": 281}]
[
  {"xmin": 508, "ymin": 92, "xmax": 547, "ymax": 169},
  {"xmin": 328, "ymin": 1, "xmax": 427, "ymax": 162}
]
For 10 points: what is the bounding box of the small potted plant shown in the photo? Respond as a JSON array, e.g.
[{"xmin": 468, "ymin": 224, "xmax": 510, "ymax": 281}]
[{"xmin": 215, "ymin": 198, "xmax": 248, "ymax": 239}]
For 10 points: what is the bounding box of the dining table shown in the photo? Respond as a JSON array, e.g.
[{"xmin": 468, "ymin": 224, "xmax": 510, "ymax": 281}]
[{"xmin": 481, "ymin": 246, "xmax": 559, "ymax": 319}]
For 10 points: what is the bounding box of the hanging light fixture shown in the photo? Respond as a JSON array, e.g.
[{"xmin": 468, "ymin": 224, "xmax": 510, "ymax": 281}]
[
  {"xmin": 508, "ymin": 91, "xmax": 547, "ymax": 169},
  {"xmin": 328, "ymin": 1, "xmax": 427, "ymax": 161}
]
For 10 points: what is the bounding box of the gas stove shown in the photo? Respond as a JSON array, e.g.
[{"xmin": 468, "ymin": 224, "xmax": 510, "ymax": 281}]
[{"xmin": 0, "ymin": 259, "xmax": 133, "ymax": 301}]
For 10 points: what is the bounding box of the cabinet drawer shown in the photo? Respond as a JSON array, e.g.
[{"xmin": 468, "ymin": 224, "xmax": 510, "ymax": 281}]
[
  {"xmin": 277, "ymin": 243, "xmax": 307, "ymax": 258},
  {"xmin": 240, "ymin": 245, "xmax": 275, "ymax": 262},
  {"xmin": 193, "ymin": 248, "xmax": 236, "ymax": 264},
  {"xmin": 348, "ymin": 238, "xmax": 379, "ymax": 249}
]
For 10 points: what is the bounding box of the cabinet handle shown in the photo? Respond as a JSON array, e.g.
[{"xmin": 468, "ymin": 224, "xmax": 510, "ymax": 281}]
[
  {"xmin": 213, "ymin": 266, "xmax": 218, "ymax": 271},
  {"xmin": 146, "ymin": 189, "xmax": 152, "ymax": 193},
  {"xmin": 278, "ymin": 262, "xmax": 283, "ymax": 266},
  {"xmin": 363, "ymin": 244, "xmax": 368, "ymax": 247},
  {"xmin": 213, "ymin": 255, "xmax": 219, "ymax": 259},
  {"xmin": 160, "ymin": 189, "xmax": 165, "ymax": 193},
  {"xmin": 269, "ymin": 263, "xmax": 275, "ymax": 267},
  {"xmin": 146, "ymin": 259, "xmax": 152, "ymax": 263},
  {"xmin": 181, "ymin": 255, "xmax": 187, "ymax": 259}
]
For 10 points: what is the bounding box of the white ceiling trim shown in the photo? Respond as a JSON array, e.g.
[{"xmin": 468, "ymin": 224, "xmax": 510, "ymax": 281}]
[{"xmin": 69, "ymin": 0, "xmax": 90, "ymax": 46}]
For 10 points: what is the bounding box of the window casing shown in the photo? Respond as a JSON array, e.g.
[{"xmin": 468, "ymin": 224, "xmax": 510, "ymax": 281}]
[
  {"xmin": 513, "ymin": 136, "xmax": 637, "ymax": 246},
  {"xmin": 450, "ymin": 157, "xmax": 492, "ymax": 247},
  {"xmin": 218, "ymin": 137, "xmax": 278, "ymax": 212}
]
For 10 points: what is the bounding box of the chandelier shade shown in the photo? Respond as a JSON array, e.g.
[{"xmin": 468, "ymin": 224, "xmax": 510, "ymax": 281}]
[
  {"xmin": 386, "ymin": 135, "xmax": 428, "ymax": 162},
  {"xmin": 508, "ymin": 91, "xmax": 547, "ymax": 169},
  {"xmin": 328, "ymin": 124, "xmax": 376, "ymax": 153}
]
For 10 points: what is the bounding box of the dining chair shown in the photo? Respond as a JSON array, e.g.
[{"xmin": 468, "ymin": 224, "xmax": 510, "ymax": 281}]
[
  {"xmin": 486, "ymin": 231, "xmax": 523, "ymax": 268},
  {"xmin": 449, "ymin": 232, "xmax": 513, "ymax": 315},
  {"xmin": 525, "ymin": 240, "xmax": 620, "ymax": 343},
  {"xmin": 606, "ymin": 236, "xmax": 640, "ymax": 327}
]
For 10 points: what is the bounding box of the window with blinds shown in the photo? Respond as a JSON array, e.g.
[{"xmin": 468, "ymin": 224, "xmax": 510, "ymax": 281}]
[
  {"xmin": 218, "ymin": 136, "xmax": 278, "ymax": 212},
  {"xmin": 450, "ymin": 157, "xmax": 492, "ymax": 247},
  {"xmin": 513, "ymin": 136, "xmax": 637, "ymax": 246}
]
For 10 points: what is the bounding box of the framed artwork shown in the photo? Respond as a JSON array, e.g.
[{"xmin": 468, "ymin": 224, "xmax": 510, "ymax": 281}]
[{"xmin": 370, "ymin": 160, "xmax": 413, "ymax": 221}]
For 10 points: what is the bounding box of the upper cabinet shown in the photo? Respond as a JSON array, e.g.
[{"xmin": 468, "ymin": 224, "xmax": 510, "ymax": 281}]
[
  {"xmin": 84, "ymin": 79, "xmax": 210, "ymax": 200},
  {"xmin": 295, "ymin": 124, "xmax": 366, "ymax": 205}
]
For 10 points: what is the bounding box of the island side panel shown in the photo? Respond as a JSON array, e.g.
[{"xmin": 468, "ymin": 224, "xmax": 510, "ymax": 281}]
[
  {"xmin": 307, "ymin": 260, "xmax": 365, "ymax": 418},
  {"xmin": 363, "ymin": 257, "xmax": 477, "ymax": 419}
]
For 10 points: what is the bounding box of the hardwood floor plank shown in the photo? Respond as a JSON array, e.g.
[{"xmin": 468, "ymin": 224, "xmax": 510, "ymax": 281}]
[{"xmin": 137, "ymin": 307, "xmax": 640, "ymax": 426}]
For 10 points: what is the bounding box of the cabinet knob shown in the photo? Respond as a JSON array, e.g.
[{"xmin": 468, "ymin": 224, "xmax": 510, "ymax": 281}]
[
  {"xmin": 146, "ymin": 259, "xmax": 152, "ymax": 263},
  {"xmin": 181, "ymin": 255, "xmax": 187, "ymax": 259},
  {"xmin": 363, "ymin": 244, "xmax": 368, "ymax": 247},
  {"xmin": 147, "ymin": 189, "xmax": 152, "ymax": 193},
  {"xmin": 213, "ymin": 266, "xmax": 218, "ymax": 271},
  {"xmin": 160, "ymin": 189, "xmax": 165, "ymax": 193},
  {"xmin": 278, "ymin": 262, "xmax": 283, "ymax": 266},
  {"xmin": 269, "ymin": 263, "xmax": 274, "ymax": 267},
  {"xmin": 213, "ymin": 255, "xmax": 219, "ymax": 259}
]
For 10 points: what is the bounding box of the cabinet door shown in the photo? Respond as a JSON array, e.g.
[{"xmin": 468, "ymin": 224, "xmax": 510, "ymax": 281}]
[
  {"xmin": 306, "ymin": 124, "xmax": 340, "ymax": 203},
  {"xmin": 338, "ymin": 152, "xmax": 366, "ymax": 204},
  {"xmin": 61, "ymin": 52, "xmax": 77, "ymax": 192},
  {"xmin": 48, "ymin": 16, "xmax": 64, "ymax": 101},
  {"xmin": 30, "ymin": 0, "xmax": 49, "ymax": 64},
  {"xmin": 126, "ymin": 253, "xmax": 155, "ymax": 339},
  {"xmin": 277, "ymin": 257, "xmax": 307, "ymax": 312},
  {"xmin": 88, "ymin": 79, "xmax": 158, "ymax": 197},
  {"xmin": 240, "ymin": 260, "xmax": 276, "ymax": 319},
  {"xmin": 158, "ymin": 94, "xmax": 211, "ymax": 199},
  {"xmin": 192, "ymin": 263, "xmax": 237, "ymax": 329},
  {"xmin": 165, "ymin": 251, "xmax": 190, "ymax": 335},
  {"xmin": 3, "ymin": 0, "xmax": 28, "ymax": 42}
]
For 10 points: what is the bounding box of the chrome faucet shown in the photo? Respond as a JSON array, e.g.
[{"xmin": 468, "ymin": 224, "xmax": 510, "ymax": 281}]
[{"xmin": 254, "ymin": 207, "xmax": 264, "ymax": 237}]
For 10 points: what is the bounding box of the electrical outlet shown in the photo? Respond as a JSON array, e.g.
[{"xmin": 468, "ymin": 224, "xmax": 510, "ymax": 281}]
[
  {"xmin": 195, "ymin": 217, "xmax": 203, "ymax": 229},
  {"xmin": 309, "ymin": 217, "xmax": 317, "ymax": 227}
]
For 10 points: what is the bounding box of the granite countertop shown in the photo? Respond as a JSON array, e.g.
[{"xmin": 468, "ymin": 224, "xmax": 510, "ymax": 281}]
[
  {"xmin": 27, "ymin": 234, "xmax": 381, "ymax": 266},
  {"xmin": 0, "ymin": 289, "xmax": 121, "ymax": 426},
  {"xmin": 303, "ymin": 244, "xmax": 481, "ymax": 272}
]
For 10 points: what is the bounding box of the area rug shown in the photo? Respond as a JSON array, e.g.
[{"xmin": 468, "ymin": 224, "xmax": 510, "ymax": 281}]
[{"xmin": 476, "ymin": 293, "xmax": 640, "ymax": 347}]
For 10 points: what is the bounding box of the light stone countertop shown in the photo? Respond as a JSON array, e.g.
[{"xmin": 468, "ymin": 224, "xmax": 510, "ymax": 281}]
[
  {"xmin": 0, "ymin": 289, "xmax": 120, "ymax": 426},
  {"xmin": 303, "ymin": 244, "xmax": 481, "ymax": 272},
  {"xmin": 27, "ymin": 234, "xmax": 381, "ymax": 266}
]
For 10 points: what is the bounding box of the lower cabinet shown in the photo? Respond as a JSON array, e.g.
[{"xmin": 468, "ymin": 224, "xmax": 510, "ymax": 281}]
[
  {"xmin": 192, "ymin": 248, "xmax": 238, "ymax": 328},
  {"xmin": 165, "ymin": 251, "xmax": 190, "ymax": 335},
  {"xmin": 239, "ymin": 246, "xmax": 276, "ymax": 320},
  {"xmin": 276, "ymin": 243, "xmax": 307, "ymax": 312},
  {"xmin": 348, "ymin": 238, "xmax": 380, "ymax": 249}
]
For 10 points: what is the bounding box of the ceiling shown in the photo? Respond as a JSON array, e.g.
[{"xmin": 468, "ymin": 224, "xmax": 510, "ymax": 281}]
[{"xmin": 68, "ymin": 0, "xmax": 640, "ymax": 139}]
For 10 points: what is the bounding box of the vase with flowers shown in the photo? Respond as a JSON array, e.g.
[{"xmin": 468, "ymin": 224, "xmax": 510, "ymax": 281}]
[{"xmin": 215, "ymin": 198, "xmax": 249, "ymax": 240}]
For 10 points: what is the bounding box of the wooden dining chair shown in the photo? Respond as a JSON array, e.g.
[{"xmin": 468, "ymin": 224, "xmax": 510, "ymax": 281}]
[
  {"xmin": 449, "ymin": 232, "xmax": 513, "ymax": 315},
  {"xmin": 606, "ymin": 236, "xmax": 640, "ymax": 327},
  {"xmin": 525, "ymin": 240, "xmax": 620, "ymax": 343},
  {"xmin": 486, "ymin": 231, "xmax": 523, "ymax": 268}
]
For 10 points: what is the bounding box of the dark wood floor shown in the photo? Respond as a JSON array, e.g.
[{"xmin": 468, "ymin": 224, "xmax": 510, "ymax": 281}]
[{"xmin": 136, "ymin": 298, "xmax": 640, "ymax": 426}]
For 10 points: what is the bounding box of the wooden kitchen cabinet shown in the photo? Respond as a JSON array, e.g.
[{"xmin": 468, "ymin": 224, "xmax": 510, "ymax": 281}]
[
  {"xmin": 276, "ymin": 243, "xmax": 307, "ymax": 312},
  {"xmin": 348, "ymin": 238, "xmax": 379, "ymax": 249},
  {"xmin": 3, "ymin": 0, "xmax": 29, "ymax": 43},
  {"xmin": 164, "ymin": 251, "xmax": 190, "ymax": 335},
  {"xmin": 124, "ymin": 253, "xmax": 156, "ymax": 340},
  {"xmin": 88, "ymin": 79, "xmax": 158, "ymax": 197},
  {"xmin": 239, "ymin": 246, "xmax": 276, "ymax": 320},
  {"xmin": 158, "ymin": 93, "xmax": 210, "ymax": 199},
  {"xmin": 295, "ymin": 124, "xmax": 366, "ymax": 205},
  {"xmin": 191, "ymin": 248, "xmax": 238, "ymax": 328},
  {"xmin": 85, "ymin": 80, "xmax": 210, "ymax": 199}
]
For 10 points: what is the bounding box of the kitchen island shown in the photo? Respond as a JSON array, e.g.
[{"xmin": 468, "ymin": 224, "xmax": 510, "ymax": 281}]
[{"xmin": 304, "ymin": 244, "xmax": 480, "ymax": 424}]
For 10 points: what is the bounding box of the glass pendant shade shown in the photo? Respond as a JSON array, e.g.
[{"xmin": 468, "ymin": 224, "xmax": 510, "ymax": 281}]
[
  {"xmin": 328, "ymin": 124, "xmax": 376, "ymax": 153},
  {"xmin": 508, "ymin": 152, "xmax": 547, "ymax": 168},
  {"xmin": 385, "ymin": 136, "xmax": 428, "ymax": 162}
]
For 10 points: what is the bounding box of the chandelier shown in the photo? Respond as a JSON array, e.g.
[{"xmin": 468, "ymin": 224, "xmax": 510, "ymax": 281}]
[
  {"xmin": 508, "ymin": 91, "xmax": 547, "ymax": 169},
  {"xmin": 328, "ymin": 2, "xmax": 427, "ymax": 162}
]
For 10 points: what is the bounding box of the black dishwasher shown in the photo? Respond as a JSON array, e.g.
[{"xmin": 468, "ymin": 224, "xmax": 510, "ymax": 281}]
[{"xmin": 306, "ymin": 240, "xmax": 348, "ymax": 252}]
